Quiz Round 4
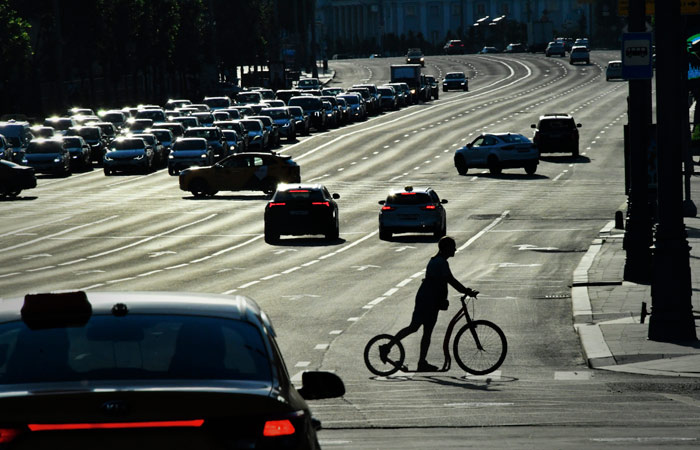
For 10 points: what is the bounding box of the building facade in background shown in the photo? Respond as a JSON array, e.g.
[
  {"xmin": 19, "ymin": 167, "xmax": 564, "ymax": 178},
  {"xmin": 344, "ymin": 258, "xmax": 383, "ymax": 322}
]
[{"xmin": 316, "ymin": 0, "xmax": 613, "ymax": 55}]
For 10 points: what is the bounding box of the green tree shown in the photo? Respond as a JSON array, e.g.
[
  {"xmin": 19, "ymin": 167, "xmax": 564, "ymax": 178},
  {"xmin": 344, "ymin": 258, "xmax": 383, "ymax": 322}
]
[{"xmin": 0, "ymin": 0, "xmax": 33, "ymax": 113}]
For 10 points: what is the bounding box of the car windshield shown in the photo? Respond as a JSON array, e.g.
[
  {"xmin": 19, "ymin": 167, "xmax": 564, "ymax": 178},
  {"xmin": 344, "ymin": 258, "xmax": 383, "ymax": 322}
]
[
  {"xmin": 204, "ymin": 98, "xmax": 230, "ymax": 108},
  {"xmin": 111, "ymin": 139, "xmax": 145, "ymax": 150},
  {"xmin": 261, "ymin": 109, "xmax": 288, "ymax": 119},
  {"xmin": 77, "ymin": 128, "xmax": 100, "ymax": 140},
  {"xmin": 186, "ymin": 129, "xmax": 218, "ymax": 139},
  {"xmin": 241, "ymin": 121, "xmax": 262, "ymax": 131},
  {"xmin": 446, "ymin": 73, "xmax": 464, "ymax": 79},
  {"xmin": 62, "ymin": 137, "xmax": 83, "ymax": 147},
  {"xmin": 101, "ymin": 112, "xmax": 125, "ymax": 122},
  {"xmin": 288, "ymin": 97, "xmax": 322, "ymax": 109},
  {"xmin": 174, "ymin": 140, "xmax": 205, "ymax": 150},
  {"xmin": 151, "ymin": 130, "xmax": 172, "ymax": 141},
  {"xmin": 387, "ymin": 192, "xmax": 432, "ymax": 205},
  {"xmin": 0, "ymin": 315, "xmax": 271, "ymax": 384},
  {"xmin": 378, "ymin": 88, "xmax": 393, "ymax": 96},
  {"xmin": 539, "ymin": 119, "xmax": 574, "ymax": 131},
  {"xmin": 26, "ymin": 141, "xmax": 63, "ymax": 154},
  {"xmin": 287, "ymin": 107, "xmax": 304, "ymax": 116},
  {"xmin": 339, "ymin": 95, "xmax": 359, "ymax": 105},
  {"xmin": 237, "ymin": 93, "xmax": 261, "ymax": 103}
]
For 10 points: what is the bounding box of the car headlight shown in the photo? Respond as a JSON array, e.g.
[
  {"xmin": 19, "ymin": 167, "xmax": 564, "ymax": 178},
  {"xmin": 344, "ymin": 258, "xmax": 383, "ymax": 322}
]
[
  {"xmin": 200, "ymin": 153, "xmax": 208, "ymax": 158},
  {"xmin": 168, "ymin": 154, "xmax": 174, "ymax": 159},
  {"xmin": 53, "ymin": 157, "xmax": 62, "ymax": 163},
  {"xmin": 21, "ymin": 158, "xmax": 28, "ymax": 164}
]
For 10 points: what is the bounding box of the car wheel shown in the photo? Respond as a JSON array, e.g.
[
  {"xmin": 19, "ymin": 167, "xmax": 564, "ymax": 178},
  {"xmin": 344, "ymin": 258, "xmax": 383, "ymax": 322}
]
[
  {"xmin": 443, "ymin": 87, "xmax": 448, "ymax": 92},
  {"xmin": 379, "ymin": 227, "xmax": 392, "ymax": 241},
  {"xmin": 168, "ymin": 167, "xmax": 176, "ymax": 176},
  {"xmin": 325, "ymin": 225, "xmax": 339, "ymax": 241},
  {"xmin": 525, "ymin": 162, "xmax": 537, "ymax": 175},
  {"xmin": 488, "ymin": 156, "xmax": 502, "ymax": 175},
  {"xmin": 454, "ymin": 155, "xmax": 468, "ymax": 175},
  {"xmin": 433, "ymin": 223, "xmax": 447, "ymax": 238},
  {"xmin": 104, "ymin": 168, "xmax": 112, "ymax": 176},
  {"xmin": 264, "ymin": 226, "xmax": 279, "ymax": 244},
  {"xmin": 262, "ymin": 178, "xmax": 278, "ymax": 196},
  {"xmin": 189, "ymin": 178, "xmax": 211, "ymax": 198}
]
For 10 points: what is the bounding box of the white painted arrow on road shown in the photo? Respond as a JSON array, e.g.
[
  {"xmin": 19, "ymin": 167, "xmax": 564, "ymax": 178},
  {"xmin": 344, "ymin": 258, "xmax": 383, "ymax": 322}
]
[
  {"xmin": 393, "ymin": 245, "xmax": 416, "ymax": 252},
  {"xmin": 351, "ymin": 265, "xmax": 380, "ymax": 271},
  {"xmin": 514, "ymin": 244, "xmax": 558, "ymax": 251}
]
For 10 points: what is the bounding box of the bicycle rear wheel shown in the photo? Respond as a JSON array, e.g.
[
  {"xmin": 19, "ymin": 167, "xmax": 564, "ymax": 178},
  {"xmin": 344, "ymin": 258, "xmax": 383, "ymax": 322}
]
[
  {"xmin": 364, "ymin": 334, "xmax": 406, "ymax": 377},
  {"xmin": 453, "ymin": 320, "xmax": 507, "ymax": 375}
]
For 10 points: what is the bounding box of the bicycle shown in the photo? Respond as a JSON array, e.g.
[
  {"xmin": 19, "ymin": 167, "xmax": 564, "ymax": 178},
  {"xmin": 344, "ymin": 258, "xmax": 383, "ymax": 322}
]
[{"xmin": 364, "ymin": 293, "xmax": 507, "ymax": 377}]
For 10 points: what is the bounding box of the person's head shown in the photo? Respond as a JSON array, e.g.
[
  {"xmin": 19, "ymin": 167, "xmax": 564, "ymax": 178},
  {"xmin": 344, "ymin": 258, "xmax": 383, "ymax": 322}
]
[{"xmin": 437, "ymin": 236, "xmax": 456, "ymax": 258}]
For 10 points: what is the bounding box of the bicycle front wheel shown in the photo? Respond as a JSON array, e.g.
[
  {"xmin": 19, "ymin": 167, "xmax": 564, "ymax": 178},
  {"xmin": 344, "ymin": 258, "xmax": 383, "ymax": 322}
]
[
  {"xmin": 453, "ymin": 320, "xmax": 507, "ymax": 375},
  {"xmin": 364, "ymin": 334, "xmax": 405, "ymax": 377}
]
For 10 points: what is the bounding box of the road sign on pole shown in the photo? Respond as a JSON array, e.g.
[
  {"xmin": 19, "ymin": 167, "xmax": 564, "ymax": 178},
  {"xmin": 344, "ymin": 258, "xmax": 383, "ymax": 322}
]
[{"xmin": 622, "ymin": 32, "xmax": 653, "ymax": 79}]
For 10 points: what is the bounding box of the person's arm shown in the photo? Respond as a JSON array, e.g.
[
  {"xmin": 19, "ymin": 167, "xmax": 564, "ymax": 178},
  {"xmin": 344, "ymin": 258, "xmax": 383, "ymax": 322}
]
[{"xmin": 445, "ymin": 262, "xmax": 477, "ymax": 295}]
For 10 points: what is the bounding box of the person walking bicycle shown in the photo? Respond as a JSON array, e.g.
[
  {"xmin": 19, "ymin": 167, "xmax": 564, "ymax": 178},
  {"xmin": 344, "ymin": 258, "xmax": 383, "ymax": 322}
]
[{"xmin": 380, "ymin": 236, "xmax": 478, "ymax": 371}]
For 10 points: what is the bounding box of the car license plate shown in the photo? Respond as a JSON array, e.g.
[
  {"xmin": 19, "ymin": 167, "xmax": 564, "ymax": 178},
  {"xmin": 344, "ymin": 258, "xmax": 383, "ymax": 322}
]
[{"xmin": 290, "ymin": 210, "xmax": 309, "ymax": 215}]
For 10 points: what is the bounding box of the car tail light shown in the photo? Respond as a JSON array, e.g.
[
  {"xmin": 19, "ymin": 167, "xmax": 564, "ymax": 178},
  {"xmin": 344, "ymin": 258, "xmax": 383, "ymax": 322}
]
[
  {"xmin": 0, "ymin": 428, "xmax": 22, "ymax": 443},
  {"xmin": 421, "ymin": 204, "xmax": 437, "ymax": 210},
  {"xmin": 263, "ymin": 419, "xmax": 296, "ymax": 437},
  {"xmin": 381, "ymin": 205, "xmax": 396, "ymax": 211},
  {"xmin": 289, "ymin": 189, "xmax": 309, "ymax": 193},
  {"xmin": 268, "ymin": 202, "xmax": 286, "ymax": 207},
  {"xmin": 312, "ymin": 201, "xmax": 330, "ymax": 207},
  {"xmin": 399, "ymin": 192, "xmax": 416, "ymax": 196}
]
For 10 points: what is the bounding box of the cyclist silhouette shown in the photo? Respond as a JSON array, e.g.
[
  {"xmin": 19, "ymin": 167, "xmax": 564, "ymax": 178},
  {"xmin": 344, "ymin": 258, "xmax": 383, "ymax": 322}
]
[{"xmin": 380, "ymin": 236, "xmax": 477, "ymax": 371}]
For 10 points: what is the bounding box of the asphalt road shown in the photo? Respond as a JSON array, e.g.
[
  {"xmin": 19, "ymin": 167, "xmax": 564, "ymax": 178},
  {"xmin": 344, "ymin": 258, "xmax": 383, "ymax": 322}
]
[{"xmin": 2, "ymin": 50, "xmax": 699, "ymax": 448}]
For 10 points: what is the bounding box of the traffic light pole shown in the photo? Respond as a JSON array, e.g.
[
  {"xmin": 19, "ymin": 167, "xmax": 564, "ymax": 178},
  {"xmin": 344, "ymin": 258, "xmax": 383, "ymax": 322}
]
[
  {"xmin": 648, "ymin": 1, "xmax": 697, "ymax": 342},
  {"xmin": 623, "ymin": 0, "xmax": 653, "ymax": 283}
]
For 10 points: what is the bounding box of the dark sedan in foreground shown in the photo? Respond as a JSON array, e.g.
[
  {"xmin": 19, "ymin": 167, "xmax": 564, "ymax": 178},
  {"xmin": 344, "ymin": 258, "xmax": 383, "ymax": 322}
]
[
  {"xmin": 0, "ymin": 290, "xmax": 345, "ymax": 449},
  {"xmin": 0, "ymin": 160, "xmax": 36, "ymax": 198}
]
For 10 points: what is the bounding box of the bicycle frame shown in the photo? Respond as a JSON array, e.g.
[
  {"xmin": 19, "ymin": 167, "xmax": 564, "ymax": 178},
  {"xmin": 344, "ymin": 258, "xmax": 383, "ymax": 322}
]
[{"xmin": 438, "ymin": 294, "xmax": 475, "ymax": 371}]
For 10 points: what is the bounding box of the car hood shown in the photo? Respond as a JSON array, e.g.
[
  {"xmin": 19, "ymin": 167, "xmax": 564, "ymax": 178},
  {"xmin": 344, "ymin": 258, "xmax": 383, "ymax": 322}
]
[
  {"xmin": 24, "ymin": 153, "xmax": 62, "ymax": 161},
  {"xmin": 106, "ymin": 150, "xmax": 146, "ymax": 159},
  {"xmin": 171, "ymin": 150, "xmax": 207, "ymax": 158}
]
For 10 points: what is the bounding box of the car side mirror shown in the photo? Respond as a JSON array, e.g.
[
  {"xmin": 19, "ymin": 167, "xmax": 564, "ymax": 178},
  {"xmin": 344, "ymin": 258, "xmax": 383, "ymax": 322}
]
[
  {"xmin": 332, "ymin": 193, "xmax": 340, "ymax": 199},
  {"xmin": 531, "ymin": 124, "xmax": 536, "ymax": 129},
  {"xmin": 298, "ymin": 371, "xmax": 345, "ymax": 400},
  {"xmin": 466, "ymin": 143, "xmax": 473, "ymax": 149},
  {"xmin": 378, "ymin": 200, "xmax": 385, "ymax": 205},
  {"xmin": 577, "ymin": 123, "xmax": 582, "ymax": 128},
  {"xmin": 441, "ymin": 199, "xmax": 448, "ymax": 204}
]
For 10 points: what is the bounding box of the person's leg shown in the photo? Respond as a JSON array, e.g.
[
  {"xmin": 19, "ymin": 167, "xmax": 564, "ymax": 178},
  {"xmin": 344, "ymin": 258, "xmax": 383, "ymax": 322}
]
[
  {"xmin": 417, "ymin": 311, "xmax": 439, "ymax": 370},
  {"xmin": 379, "ymin": 315, "xmax": 422, "ymax": 362}
]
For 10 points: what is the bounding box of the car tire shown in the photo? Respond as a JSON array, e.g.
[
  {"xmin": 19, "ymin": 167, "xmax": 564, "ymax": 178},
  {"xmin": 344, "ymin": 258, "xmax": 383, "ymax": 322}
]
[
  {"xmin": 434, "ymin": 221, "xmax": 446, "ymax": 238},
  {"xmin": 325, "ymin": 225, "xmax": 339, "ymax": 241},
  {"xmin": 525, "ymin": 163, "xmax": 537, "ymax": 175},
  {"xmin": 454, "ymin": 155, "xmax": 468, "ymax": 175},
  {"xmin": 443, "ymin": 87, "xmax": 448, "ymax": 92},
  {"xmin": 168, "ymin": 167, "xmax": 176, "ymax": 176},
  {"xmin": 379, "ymin": 227, "xmax": 392, "ymax": 241},
  {"xmin": 189, "ymin": 178, "xmax": 211, "ymax": 198},
  {"xmin": 264, "ymin": 226, "xmax": 279, "ymax": 244},
  {"xmin": 262, "ymin": 178, "xmax": 278, "ymax": 196},
  {"xmin": 488, "ymin": 156, "xmax": 502, "ymax": 175},
  {"xmin": 104, "ymin": 168, "xmax": 112, "ymax": 176}
]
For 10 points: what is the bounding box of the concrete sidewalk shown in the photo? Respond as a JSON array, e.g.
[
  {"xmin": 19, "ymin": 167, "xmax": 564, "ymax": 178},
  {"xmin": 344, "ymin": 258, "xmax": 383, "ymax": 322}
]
[{"xmin": 573, "ymin": 210, "xmax": 700, "ymax": 377}]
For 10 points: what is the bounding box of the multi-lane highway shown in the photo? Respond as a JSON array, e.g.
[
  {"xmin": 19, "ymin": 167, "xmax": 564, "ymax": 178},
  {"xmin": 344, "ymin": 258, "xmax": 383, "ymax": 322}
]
[{"xmin": 3, "ymin": 50, "xmax": 700, "ymax": 448}]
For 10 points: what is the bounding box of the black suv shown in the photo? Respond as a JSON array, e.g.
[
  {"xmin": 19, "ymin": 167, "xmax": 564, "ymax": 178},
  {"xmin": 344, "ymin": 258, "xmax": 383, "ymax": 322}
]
[
  {"xmin": 531, "ymin": 114, "xmax": 582, "ymax": 157},
  {"xmin": 264, "ymin": 183, "xmax": 340, "ymax": 243}
]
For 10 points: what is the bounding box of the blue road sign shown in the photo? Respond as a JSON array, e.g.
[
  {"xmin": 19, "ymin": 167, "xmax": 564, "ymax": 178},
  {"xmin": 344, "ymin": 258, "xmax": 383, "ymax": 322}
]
[{"xmin": 622, "ymin": 32, "xmax": 653, "ymax": 79}]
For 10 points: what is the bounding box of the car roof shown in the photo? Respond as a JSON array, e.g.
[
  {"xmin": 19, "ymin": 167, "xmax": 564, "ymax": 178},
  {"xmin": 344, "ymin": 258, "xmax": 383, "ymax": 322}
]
[
  {"xmin": 1, "ymin": 291, "xmax": 275, "ymax": 336},
  {"xmin": 387, "ymin": 186, "xmax": 433, "ymax": 195}
]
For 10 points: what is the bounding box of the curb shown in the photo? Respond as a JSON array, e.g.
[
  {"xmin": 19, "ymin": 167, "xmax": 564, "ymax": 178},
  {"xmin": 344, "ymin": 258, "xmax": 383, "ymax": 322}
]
[{"xmin": 571, "ymin": 224, "xmax": 615, "ymax": 368}]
